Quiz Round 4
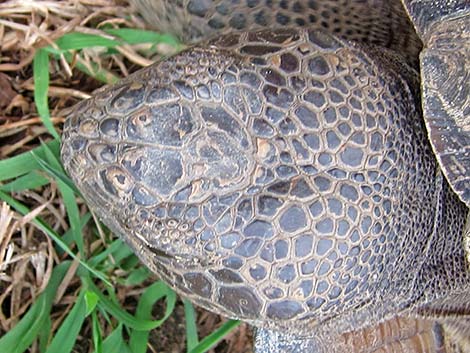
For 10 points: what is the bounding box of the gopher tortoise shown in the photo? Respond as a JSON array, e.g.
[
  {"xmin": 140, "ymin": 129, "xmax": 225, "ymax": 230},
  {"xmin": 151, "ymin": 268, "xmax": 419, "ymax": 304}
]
[{"xmin": 61, "ymin": 0, "xmax": 470, "ymax": 352}]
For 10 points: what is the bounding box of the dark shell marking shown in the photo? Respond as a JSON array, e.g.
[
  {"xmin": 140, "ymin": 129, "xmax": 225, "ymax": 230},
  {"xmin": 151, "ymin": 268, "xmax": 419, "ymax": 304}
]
[{"xmin": 62, "ymin": 28, "xmax": 469, "ymax": 336}]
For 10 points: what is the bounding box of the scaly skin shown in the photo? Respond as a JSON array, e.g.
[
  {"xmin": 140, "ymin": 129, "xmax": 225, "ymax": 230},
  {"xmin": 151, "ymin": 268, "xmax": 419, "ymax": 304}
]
[{"xmin": 61, "ymin": 1, "xmax": 470, "ymax": 352}]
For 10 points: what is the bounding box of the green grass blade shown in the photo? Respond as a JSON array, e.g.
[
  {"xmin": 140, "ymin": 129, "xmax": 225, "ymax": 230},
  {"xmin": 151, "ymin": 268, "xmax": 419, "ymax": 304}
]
[
  {"xmin": 31, "ymin": 145, "xmax": 81, "ymax": 196},
  {"xmin": 0, "ymin": 171, "xmax": 50, "ymax": 192},
  {"xmin": 0, "ymin": 262, "xmax": 70, "ymax": 353},
  {"xmin": 189, "ymin": 320, "xmax": 241, "ymax": 353},
  {"xmin": 88, "ymin": 239, "xmax": 129, "ymax": 267},
  {"xmin": 33, "ymin": 153, "xmax": 81, "ymax": 196},
  {"xmin": 183, "ymin": 299, "xmax": 199, "ymax": 352},
  {"xmin": 0, "ymin": 140, "xmax": 60, "ymax": 181},
  {"xmin": 107, "ymin": 240, "xmax": 135, "ymax": 264},
  {"xmin": 39, "ymin": 132, "xmax": 63, "ymax": 169},
  {"xmin": 61, "ymin": 212, "xmax": 91, "ymax": 249},
  {"xmin": 91, "ymin": 311, "xmax": 103, "ymax": 353},
  {"xmin": 33, "ymin": 142, "xmax": 86, "ymax": 254},
  {"xmin": 124, "ymin": 266, "xmax": 151, "ymax": 286},
  {"xmin": 98, "ymin": 325, "xmax": 132, "ymax": 353},
  {"xmin": 129, "ymin": 281, "xmax": 177, "ymax": 353},
  {"xmin": 85, "ymin": 291, "xmax": 100, "ymax": 316},
  {"xmin": 85, "ymin": 280, "xmax": 175, "ymax": 331},
  {"xmin": 104, "ymin": 28, "xmax": 180, "ymax": 46},
  {"xmin": 58, "ymin": 180, "xmax": 85, "ymax": 253},
  {"xmin": 88, "ymin": 238, "xmax": 137, "ymax": 274},
  {"xmin": 45, "ymin": 291, "xmax": 87, "ymax": 353},
  {"xmin": 56, "ymin": 33, "xmax": 120, "ymax": 50},
  {"xmin": 0, "ymin": 190, "xmax": 110, "ymax": 286},
  {"xmin": 38, "ymin": 315, "xmax": 51, "ymax": 353},
  {"xmin": 119, "ymin": 252, "xmax": 140, "ymax": 271},
  {"xmin": 33, "ymin": 48, "xmax": 59, "ymax": 139}
]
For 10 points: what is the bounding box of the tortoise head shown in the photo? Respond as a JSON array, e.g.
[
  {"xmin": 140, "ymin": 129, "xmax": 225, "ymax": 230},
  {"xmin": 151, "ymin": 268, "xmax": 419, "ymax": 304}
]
[{"xmin": 60, "ymin": 26, "xmax": 470, "ymax": 341}]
